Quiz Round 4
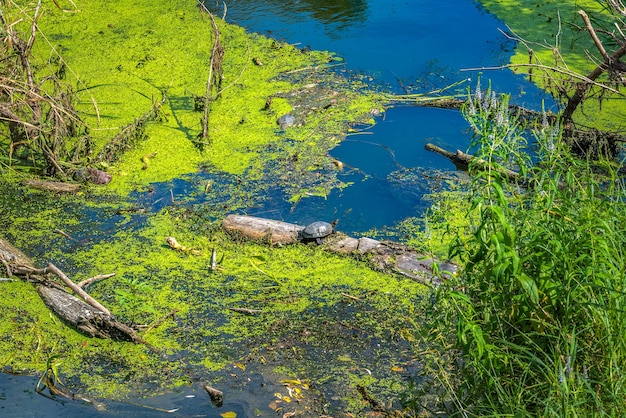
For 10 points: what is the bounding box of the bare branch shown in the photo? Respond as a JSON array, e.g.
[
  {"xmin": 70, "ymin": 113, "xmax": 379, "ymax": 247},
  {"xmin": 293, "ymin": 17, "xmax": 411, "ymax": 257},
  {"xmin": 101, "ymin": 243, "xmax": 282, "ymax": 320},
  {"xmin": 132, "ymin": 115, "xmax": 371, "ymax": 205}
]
[{"xmin": 45, "ymin": 263, "xmax": 112, "ymax": 316}]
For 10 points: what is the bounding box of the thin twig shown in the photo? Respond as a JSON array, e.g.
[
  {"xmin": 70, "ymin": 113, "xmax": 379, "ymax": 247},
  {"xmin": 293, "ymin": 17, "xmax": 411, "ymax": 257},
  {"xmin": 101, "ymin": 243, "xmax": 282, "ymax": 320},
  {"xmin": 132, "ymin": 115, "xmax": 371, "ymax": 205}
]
[
  {"xmin": 77, "ymin": 273, "xmax": 116, "ymax": 289},
  {"xmin": 143, "ymin": 308, "xmax": 178, "ymax": 336}
]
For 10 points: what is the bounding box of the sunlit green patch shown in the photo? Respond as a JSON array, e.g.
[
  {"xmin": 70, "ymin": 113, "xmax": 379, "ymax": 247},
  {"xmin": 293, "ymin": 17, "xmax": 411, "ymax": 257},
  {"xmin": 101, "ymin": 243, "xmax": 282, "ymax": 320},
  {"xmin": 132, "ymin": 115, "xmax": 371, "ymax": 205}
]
[
  {"xmin": 1, "ymin": 186, "xmax": 432, "ymax": 410},
  {"xmin": 25, "ymin": 0, "xmax": 383, "ymax": 200},
  {"xmin": 477, "ymin": 0, "xmax": 625, "ymax": 129}
]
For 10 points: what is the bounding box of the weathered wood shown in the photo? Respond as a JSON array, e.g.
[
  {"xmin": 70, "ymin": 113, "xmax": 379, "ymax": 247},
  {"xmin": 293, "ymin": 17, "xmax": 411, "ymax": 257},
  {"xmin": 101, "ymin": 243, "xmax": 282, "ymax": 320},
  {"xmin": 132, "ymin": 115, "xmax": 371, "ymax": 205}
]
[
  {"xmin": 221, "ymin": 215, "xmax": 457, "ymax": 286},
  {"xmin": 36, "ymin": 285, "xmax": 139, "ymax": 342},
  {"xmin": 222, "ymin": 214, "xmax": 304, "ymax": 244},
  {"xmin": 0, "ymin": 236, "xmax": 141, "ymax": 342},
  {"xmin": 0, "ymin": 237, "xmax": 36, "ymax": 270},
  {"xmin": 425, "ymin": 142, "xmax": 521, "ymax": 181},
  {"xmin": 46, "ymin": 263, "xmax": 112, "ymax": 316},
  {"xmin": 22, "ymin": 179, "xmax": 81, "ymax": 193}
]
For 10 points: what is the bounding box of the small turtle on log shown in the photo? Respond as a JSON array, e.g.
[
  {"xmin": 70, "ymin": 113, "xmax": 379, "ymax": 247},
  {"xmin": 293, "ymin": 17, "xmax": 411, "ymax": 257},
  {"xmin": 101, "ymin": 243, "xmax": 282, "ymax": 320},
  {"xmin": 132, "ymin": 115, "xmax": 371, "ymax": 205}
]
[
  {"xmin": 300, "ymin": 219, "xmax": 338, "ymax": 244},
  {"xmin": 277, "ymin": 114, "xmax": 296, "ymax": 129}
]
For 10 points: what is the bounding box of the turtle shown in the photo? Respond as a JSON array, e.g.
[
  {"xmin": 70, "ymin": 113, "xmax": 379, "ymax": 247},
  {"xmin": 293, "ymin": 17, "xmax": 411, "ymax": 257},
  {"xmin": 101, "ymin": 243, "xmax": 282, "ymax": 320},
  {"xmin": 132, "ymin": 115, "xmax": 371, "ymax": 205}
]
[
  {"xmin": 277, "ymin": 113, "xmax": 296, "ymax": 129},
  {"xmin": 300, "ymin": 219, "xmax": 338, "ymax": 244}
]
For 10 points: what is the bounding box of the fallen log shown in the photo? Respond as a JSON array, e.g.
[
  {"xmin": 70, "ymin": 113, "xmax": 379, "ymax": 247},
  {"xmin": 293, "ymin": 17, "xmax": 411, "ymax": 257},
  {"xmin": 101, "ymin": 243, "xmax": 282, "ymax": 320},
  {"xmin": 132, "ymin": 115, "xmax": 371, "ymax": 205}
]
[
  {"xmin": 425, "ymin": 143, "xmax": 521, "ymax": 182},
  {"xmin": 222, "ymin": 214, "xmax": 304, "ymax": 244},
  {"xmin": 22, "ymin": 179, "xmax": 81, "ymax": 193},
  {"xmin": 36, "ymin": 285, "xmax": 139, "ymax": 341},
  {"xmin": 221, "ymin": 215, "xmax": 457, "ymax": 285},
  {"xmin": 0, "ymin": 237, "xmax": 141, "ymax": 343}
]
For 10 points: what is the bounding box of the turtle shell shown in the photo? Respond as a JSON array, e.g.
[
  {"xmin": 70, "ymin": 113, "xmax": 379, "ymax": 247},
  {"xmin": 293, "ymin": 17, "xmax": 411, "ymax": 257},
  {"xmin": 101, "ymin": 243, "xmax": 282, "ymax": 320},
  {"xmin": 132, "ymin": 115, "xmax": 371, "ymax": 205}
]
[
  {"xmin": 302, "ymin": 221, "xmax": 333, "ymax": 239},
  {"xmin": 277, "ymin": 114, "xmax": 296, "ymax": 129}
]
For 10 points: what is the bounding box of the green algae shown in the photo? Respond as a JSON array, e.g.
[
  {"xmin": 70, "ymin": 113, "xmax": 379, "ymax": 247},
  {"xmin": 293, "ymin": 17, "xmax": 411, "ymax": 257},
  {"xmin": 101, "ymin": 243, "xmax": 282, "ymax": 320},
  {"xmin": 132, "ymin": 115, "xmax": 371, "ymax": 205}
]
[
  {"xmin": 0, "ymin": 171, "xmax": 432, "ymax": 413},
  {"xmin": 0, "ymin": 1, "xmax": 432, "ymax": 413},
  {"xmin": 476, "ymin": 0, "xmax": 625, "ymax": 130},
  {"xmin": 25, "ymin": 0, "xmax": 383, "ymax": 200}
]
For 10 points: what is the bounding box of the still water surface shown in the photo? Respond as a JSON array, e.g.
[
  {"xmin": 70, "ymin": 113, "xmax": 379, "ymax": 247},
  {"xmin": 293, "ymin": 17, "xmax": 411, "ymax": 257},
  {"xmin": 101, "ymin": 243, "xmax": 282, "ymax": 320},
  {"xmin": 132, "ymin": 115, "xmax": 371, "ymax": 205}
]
[
  {"xmin": 204, "ymin": 0, "xmax": 554, "ymax": 235},
  {"xmin": 1, "ymin": 0, "xmax": 555, "ymax": 416}
]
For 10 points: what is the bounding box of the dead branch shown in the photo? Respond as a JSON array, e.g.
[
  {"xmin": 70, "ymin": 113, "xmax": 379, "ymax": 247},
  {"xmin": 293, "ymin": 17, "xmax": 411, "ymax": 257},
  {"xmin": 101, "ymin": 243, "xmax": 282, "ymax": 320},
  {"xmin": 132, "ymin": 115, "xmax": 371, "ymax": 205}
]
[
  {"xmin": 228, "ymin": 307, "xmax": 262, "ymax": 315},
  {"xmin": 1, "ymin": 237, "xmax": 141, "ymax": 342},
  {"xmin": 45, "ymin": 263, "xmax": 112, "ymax": 315},
  {"xmin": 196, "ymin": 4, "xmax": 224, "ymax": 143},
  {"xmin": 77, "ymin": 273, "xmax": 116, "ymax": 289},
  {"xmin": 425, "ymin": 143, "xmax": 521, "ymax": 182},
  {"xmin": 202, "ymin": 383, "xmax": 224, "ymax": 407},
  {"xmin": 560, "ymin": 12, "xmax": 626, "ymax": 131}
]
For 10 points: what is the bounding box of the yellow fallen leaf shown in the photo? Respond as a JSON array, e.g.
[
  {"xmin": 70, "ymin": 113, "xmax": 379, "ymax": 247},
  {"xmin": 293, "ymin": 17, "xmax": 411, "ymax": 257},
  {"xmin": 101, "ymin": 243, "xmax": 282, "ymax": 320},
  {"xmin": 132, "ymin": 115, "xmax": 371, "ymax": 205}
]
[
  {"xmin": 391, "ymin": 366, "xmax": 405, "ymax": 372},
  {"xmin": 220, "ymin": 412, "xmax": 237, "ymax": 418},
  {"xmin": 233, "ymin": 362, "xmax": 246, "ymax": 371}
]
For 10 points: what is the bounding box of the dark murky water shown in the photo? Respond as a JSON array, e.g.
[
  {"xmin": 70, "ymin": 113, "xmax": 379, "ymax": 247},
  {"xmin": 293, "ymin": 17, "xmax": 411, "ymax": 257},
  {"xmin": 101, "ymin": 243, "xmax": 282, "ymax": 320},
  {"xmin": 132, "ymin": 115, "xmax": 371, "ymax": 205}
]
[{"xmin": 1, "ymin": 0, "xmax": 556, "ymax": 416}]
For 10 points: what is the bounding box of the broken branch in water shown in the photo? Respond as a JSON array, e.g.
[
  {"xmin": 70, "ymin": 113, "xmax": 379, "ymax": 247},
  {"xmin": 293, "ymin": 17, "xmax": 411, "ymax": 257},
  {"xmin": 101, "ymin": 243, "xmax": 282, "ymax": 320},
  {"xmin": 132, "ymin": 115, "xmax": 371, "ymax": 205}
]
[
  {"xmin": 228, "ymin": 307, "xmax": 262, "ymax": 315},
  {"xmin": 425, "ymin": 143, "xmax": 521, "ymax": 182},
  {"xmin": 202, "ymin": 383, "xmax": 224, "ymax": 407}
]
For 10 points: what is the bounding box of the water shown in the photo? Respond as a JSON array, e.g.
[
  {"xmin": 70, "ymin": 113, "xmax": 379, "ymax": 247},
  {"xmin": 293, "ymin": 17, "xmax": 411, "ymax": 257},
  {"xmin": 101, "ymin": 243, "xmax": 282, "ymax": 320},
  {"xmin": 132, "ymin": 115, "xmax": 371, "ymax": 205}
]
[
  {"xmin": 201, "ymin": 0, "xmax": 555, "ymax": 235},
  {"xmin": 2, "ymin": 0, "xmax": 556, "ymax": 415}
]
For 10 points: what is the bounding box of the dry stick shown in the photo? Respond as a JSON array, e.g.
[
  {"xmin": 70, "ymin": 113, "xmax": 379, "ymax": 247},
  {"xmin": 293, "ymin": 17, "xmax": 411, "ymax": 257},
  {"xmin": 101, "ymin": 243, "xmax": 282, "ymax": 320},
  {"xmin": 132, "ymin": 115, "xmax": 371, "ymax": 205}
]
[
  {"xmin": 54, "ymin": 228, "xmax": 79, "ymax": 242},
  {"xmin": 45, "ymin": 263, "xmax": 112, "ymax": 316},
  {"xmin": 143, "ymin": 308, "xmax": 178, "ymax": 336},
  {"xmin": 228, "ymin": 307, "xmax": 262, "ymax": 315},
  {"xmin": 77, "ymin": 273, "xmax": 116, "ymax": 289},
  {"xmin": 199, "ymin": 5, "xmax": 224, "ymax": 140}
]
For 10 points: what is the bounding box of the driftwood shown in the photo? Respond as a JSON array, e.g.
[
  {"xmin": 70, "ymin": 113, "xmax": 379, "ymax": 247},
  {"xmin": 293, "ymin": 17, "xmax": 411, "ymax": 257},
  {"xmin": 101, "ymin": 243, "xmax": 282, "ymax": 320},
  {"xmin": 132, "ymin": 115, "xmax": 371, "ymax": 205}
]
[
  {"xmin": 36, "ymin": 285, "xmax": 138, "ymax": 341},
  {"xmin": 221, "ymin": 215, "xmax": 457, "ymax": 286},
  {"xmin": 22, "ymin": 179, "xmax": 81, "ymax": 193},
  {"xmin": 222, "ymin": 214, "xmax": 304, "ymax": 244},
  {"xmin": 425, "ymin": 143, "xmax": 521, "ymax": 182},
  {"xmin": 0, "ymin": 237, "xmax": 141, "ymax": 342}
]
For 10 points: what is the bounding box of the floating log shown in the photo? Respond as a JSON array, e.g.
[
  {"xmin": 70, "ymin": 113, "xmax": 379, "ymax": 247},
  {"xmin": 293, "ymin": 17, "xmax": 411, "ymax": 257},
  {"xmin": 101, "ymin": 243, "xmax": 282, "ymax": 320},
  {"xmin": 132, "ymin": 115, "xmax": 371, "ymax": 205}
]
[
  {"xmin": 222, "ymin": 214, "xmax": 304, "ymax": 244},
  {"xmin": 221, "ymin": 215, "xmax": 457, "ymax": 286},
  {"xmin": 0, "ymin": 237, "xmax": 141, "ymax": 343},
  {"xmin": 425, "ymin": 143, "xmax": 520, "ymax": 182}
]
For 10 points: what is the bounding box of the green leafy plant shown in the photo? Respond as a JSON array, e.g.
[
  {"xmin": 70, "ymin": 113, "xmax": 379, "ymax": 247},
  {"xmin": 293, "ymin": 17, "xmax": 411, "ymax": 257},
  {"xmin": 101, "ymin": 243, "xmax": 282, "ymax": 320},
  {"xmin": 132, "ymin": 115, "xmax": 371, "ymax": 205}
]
[
  {"xmin": 114, "ymin": 277, "xmax": 157, "ymax": 325},
  {"xmin": 426, "ymin": 79, "xmax": 626, "ymax": 416}
]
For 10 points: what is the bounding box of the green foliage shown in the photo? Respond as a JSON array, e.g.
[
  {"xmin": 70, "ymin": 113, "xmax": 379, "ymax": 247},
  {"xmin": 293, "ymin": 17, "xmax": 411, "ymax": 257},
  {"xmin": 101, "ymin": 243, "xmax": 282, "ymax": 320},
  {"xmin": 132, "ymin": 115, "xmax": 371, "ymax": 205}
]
[
  {"xmin": 431, "ymin": 80, "xmax": 626, "ymax": 416},
  {"xmin": 114, "ymin": 277, "xmax": 157, "ymax": 325}
]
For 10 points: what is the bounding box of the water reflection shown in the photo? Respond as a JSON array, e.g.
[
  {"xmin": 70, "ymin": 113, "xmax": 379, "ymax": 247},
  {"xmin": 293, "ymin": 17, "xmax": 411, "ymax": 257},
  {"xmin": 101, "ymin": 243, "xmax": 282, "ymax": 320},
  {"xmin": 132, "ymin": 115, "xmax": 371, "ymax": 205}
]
[
  {"xmin": 297, "ymin": 0, "xmax": 368, "ymax": 30},
  {"xmin": 212, "ymin": 0, "xmax": 368, "ymax": 33}
]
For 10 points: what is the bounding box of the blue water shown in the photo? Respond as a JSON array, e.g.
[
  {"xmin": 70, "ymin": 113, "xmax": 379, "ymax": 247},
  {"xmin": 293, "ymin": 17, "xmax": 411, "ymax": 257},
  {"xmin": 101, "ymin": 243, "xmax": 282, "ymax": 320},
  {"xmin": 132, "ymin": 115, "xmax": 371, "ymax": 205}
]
[
  {"xmin": 2, "ymin": 0, "xmax": 557, "ymax": 415},
  {"xmin": 200, "ymin": 0, "xmax": 555, "ymax": 235}
]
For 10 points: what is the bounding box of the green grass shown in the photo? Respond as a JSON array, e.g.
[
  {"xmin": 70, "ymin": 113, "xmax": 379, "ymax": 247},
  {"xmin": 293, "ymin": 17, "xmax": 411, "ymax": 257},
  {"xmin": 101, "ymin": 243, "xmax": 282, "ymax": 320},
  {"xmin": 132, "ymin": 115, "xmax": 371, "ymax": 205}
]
[{"xmin": 414, "ymin": 80, "xmax": 626, "ymax": 416}]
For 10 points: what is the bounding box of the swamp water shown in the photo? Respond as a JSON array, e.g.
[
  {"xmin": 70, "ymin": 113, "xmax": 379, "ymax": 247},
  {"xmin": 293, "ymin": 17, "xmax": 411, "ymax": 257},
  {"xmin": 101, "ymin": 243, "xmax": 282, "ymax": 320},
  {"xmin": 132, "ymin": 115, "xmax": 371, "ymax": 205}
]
[{"xmin": 1, "ymin": 0, "xmax": 555, "ymax": 416}]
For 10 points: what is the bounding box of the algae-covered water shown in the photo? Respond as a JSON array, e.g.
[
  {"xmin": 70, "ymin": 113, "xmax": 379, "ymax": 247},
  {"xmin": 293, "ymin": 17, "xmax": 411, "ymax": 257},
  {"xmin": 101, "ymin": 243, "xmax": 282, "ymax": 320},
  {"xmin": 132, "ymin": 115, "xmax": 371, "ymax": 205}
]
[
  {"xmin": 201, "ymin": 0, "xmax": 555, "ymax": 235},
  {"xmin": 1, "ymin": 0, "xmax": 557, "ymax": 416}
]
